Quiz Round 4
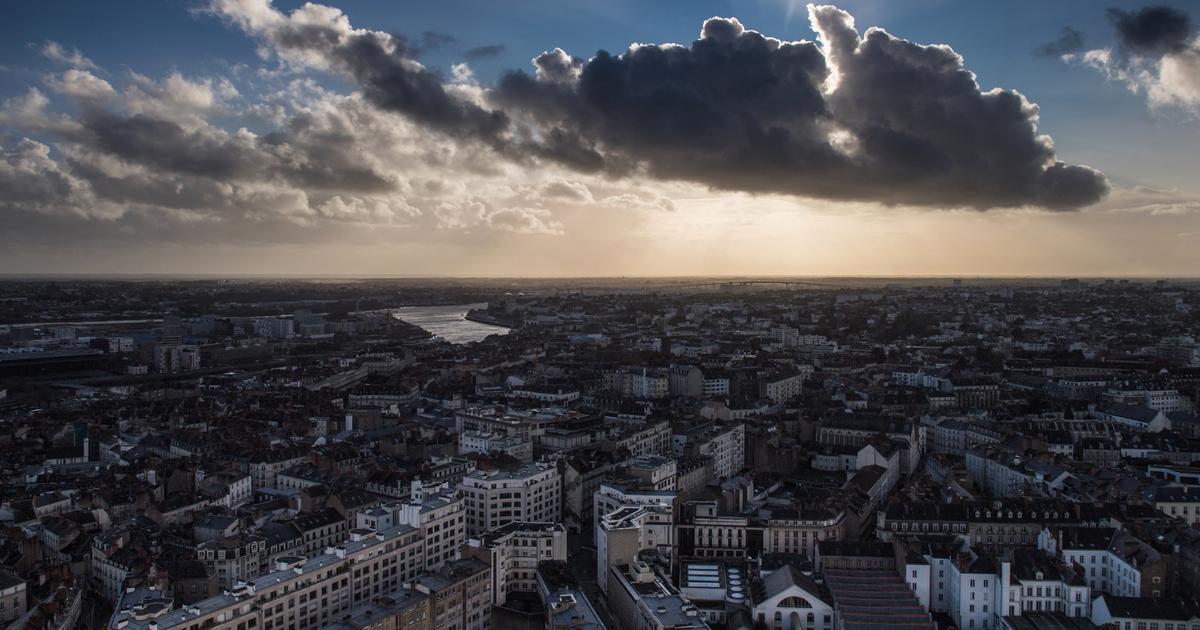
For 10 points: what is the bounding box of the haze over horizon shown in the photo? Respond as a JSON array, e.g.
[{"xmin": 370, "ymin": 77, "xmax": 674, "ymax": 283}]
[{"xmin": 3, "ymin": 0, "xmax": 1199, "ymax": 276}]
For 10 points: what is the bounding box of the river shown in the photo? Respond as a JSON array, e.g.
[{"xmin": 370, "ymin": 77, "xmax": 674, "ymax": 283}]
[{"xmin": 391, "ymin": 303, "xmax": 510, "ymax": 344}]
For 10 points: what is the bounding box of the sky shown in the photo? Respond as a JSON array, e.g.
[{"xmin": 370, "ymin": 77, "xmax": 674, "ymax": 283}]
[{"xmin": 1, "ymin": 0, "xmax": 1198, "ymax": 277}]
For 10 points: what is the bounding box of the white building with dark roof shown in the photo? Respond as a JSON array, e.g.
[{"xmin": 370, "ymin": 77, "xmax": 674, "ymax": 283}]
[{"xmin": 459, "ymin": 463, "xmax": 560, "ymax": 535}]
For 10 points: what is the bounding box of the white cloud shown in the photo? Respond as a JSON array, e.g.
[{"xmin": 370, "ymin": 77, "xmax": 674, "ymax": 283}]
[
  {"xmin": 451, "ymin": 63, "xmax": 475, "ymax": 84},
  {"xmin": 40, "ymin": 41, "xmax": 97, "ymax": 70},
  {"xmin": 1067, "ymin": 37, "xmax": 1200, "ymax": 114},
  {"xmin": 44, "ymin": 69, "xmax": 116, "ymax": 101},
  {"xmin": 486, "ymin": 206, "xmax": 564, "ymax": 234}
]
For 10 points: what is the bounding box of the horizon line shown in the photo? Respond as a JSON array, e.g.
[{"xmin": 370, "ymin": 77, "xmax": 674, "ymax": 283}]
[{"xmin": 1, "ymin": 273, "xmax": 1198, "ymax": 281}]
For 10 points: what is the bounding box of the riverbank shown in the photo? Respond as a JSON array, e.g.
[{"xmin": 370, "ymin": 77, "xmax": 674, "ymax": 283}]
[{"xmin": 464, "ymin": 309, "xmax": 516, "ymax": 329}]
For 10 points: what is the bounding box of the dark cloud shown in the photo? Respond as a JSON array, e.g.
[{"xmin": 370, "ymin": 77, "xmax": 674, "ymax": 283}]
[
  {"xmin": 1035, "ymin": 26, "xmax": 1085, "ymax": 57},
  {"xmin": 84, "ymin": 111, "xmax": 259, "ymax": 180},
  {"xmin": 465, "ymin": 44, "xmax": 506, "ymax": 61},
  {"xmin": 216, "ymin": 3, "xmax": 512, "ymax": 149},
  {"xmin": 0, "ymin": 58, "xmax": 574, "ymax": 248},
  {"xmin": 73, "ymin": 108, "xmax": 396, "ymax": 193},
  {"xmin": 1107, "ymin": 6, "xmax": 1193, "ymax": 56},
  {"xmin": 135, "ymin": 1, "xmax": 1111, "ymax": 211},
  {"xmin": 491, "ymin": 10, "xmax": 1107, "ymax": 209},
  {"xmin": 0, "ymin": 139, "xmax": 80, "ymax": 211},
  {"xmin": 334, "ymin": 34, "xmax": 510, "ymax": 146},
  {"xmin": 421, "ymin": 31, "xmax": 457, "ymax": 50}
]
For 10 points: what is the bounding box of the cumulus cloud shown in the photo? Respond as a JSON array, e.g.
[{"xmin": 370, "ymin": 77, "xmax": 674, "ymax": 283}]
[
  {"xmin": 492, "ymin": 6, "xmax": 1107, "ymax": 209},
  {"xmin": 1, "ymin": 0, "xmax": 1115, "ymax": 253},
  {"xmin": 531, "ymin": 48, "xmax": 582, "ymax": 84},
  {"xmin": 204, "ymin": 0, "xmax": 510, "ymax": 147},
  {"xmin": 40, "ymin": 41, "xmax": 98, "ymax": 70},
  {"xmin": 598, "ymin": 191, "xmax": 676, "ymax": 213},
  {"xmin": 317, "ymin": 194, "xmax": 421, "ymax": 223},
  {"xmin": 430, "ymin": 197, "xmax": 563, "ymax": 234},
  {"xmin": 1064, "ymin": 5, "xmax": 1200, "ymax": 114},
  {"xmin": 535, "ymin": 179, "xmax": 593, "ymax": 203},
  {"xmin": 0, "ymin": 88, "xmax": 83, "ymax": 134},
  {"xmin": 44, "ymin": 69, "xmax": 116, "ymax": 101},
  {"xmin": 1109, "ymin": 6, "xmax": 1193, "ymax": 56},
  {"xmin": 0, "ymin": 138, "xmax": 90, "ymax": 213},
  {"xmin": 486, "ymin": 206, "xmax": 564, "ymax": 234},
  {"xmin": 0, "ymin": 61, "xmax": 581, "ymax": 245},
  {"xmin": 203, "ymin": 0, "xmax": 1105, "ymax": 209}
]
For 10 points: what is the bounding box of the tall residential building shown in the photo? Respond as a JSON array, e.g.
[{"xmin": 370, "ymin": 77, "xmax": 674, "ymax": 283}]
[
  {"xmin": 396, "ymin": 483, "xmax": 467, "ymax": 571},
  {"xmin": 459, "ymin": 463, "xmax": 561, "ymax": 535}
]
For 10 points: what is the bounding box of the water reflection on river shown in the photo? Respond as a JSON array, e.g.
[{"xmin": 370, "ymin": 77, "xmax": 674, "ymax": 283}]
[{"xmin": 391, "ymin": 303, "xmax": 510, "ymax": 344}]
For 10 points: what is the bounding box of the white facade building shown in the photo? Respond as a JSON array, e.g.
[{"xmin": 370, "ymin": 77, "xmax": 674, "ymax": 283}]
[{"xmin": 459, "ymin": 463, "xmax": 561, "ymax": 535}]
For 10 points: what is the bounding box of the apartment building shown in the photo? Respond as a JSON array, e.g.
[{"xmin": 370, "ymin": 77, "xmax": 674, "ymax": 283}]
[
  {"xmin": 593, "ymin": 482, "xmax": 677, "ymax": 542},
  {"xmin": 459, "ymin": 431, "xmax": 533, "ymax": 463},
  {"xmin": 1042, "ymin": 527, "xmax": 1170, "ymax": 598},
  {"xmin": 245, "ymin": 449, "xmax": 309, "ymax": 491},
  {"xmin": 464, "ymin": 521, "xmax": 567, "ymax": 605},
  {"xmin": 674, "ymin": 423, "xmax": 745, "ymax": 480},
  {"xmin": 197, "ymin": 534, "xmax": 267, "ymax": 590},
  {"xmin": 606, "ymin": 421, "xmax": 672, "ymax": 459},
  {"xmin": 0, "ymin": 574, "xmax": 26, "ymax": 625},
  {"xmin": 760, "ymin": 369, "xmax": 809, "ymax": 403},
  {"xmin": 409, "ymin": 558, "xmax": 493, "ymax": 630},
  {"xmin": 624, "ymin": 455, "xmax": 678, "ymax": 491},
  {"xmin": 115, "ymin": 524, "xmax": 426, "ymax": 630},
  {"xmin": 596, "ymin": 505, "xmax": 674, "ymax": 594},
  {"xmin": 904, "ymin": 543, "xmax": 1090, "ymax": 628},
  {"xmin": 459, "ymin": 463, "xmax": 561, "ymax": 535},
  {"xmin": 1153, "ymin": 486, "xmax": 1200, "ymax": 525},
  {"xmin": 396, "ymin": 485, "xmax": 467, "ymax": 571}
]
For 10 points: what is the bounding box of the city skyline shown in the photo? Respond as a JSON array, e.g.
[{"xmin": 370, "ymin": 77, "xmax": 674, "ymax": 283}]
[
  {"xmin": 6, "ymin": 4, "xmax": 1200, "ymax": 626},
  {"xmin": 2, "ymin": 0, "xmax": 1199, "ymax": 276}
]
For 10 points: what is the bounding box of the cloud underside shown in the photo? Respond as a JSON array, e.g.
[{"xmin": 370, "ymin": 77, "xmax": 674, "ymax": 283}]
[{"xmin": 1, "ymin": 2, "xmax": 1111, "ymax": 247}]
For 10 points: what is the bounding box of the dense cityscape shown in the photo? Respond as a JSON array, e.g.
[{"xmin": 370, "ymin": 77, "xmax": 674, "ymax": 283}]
[
  {"xmin": 4, "ymin": 0, "xmax": 1200, "ymax": 627},
  {"xmin": 0, "ymin": 278, "xmax": 1198, "ymax": 630}
]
